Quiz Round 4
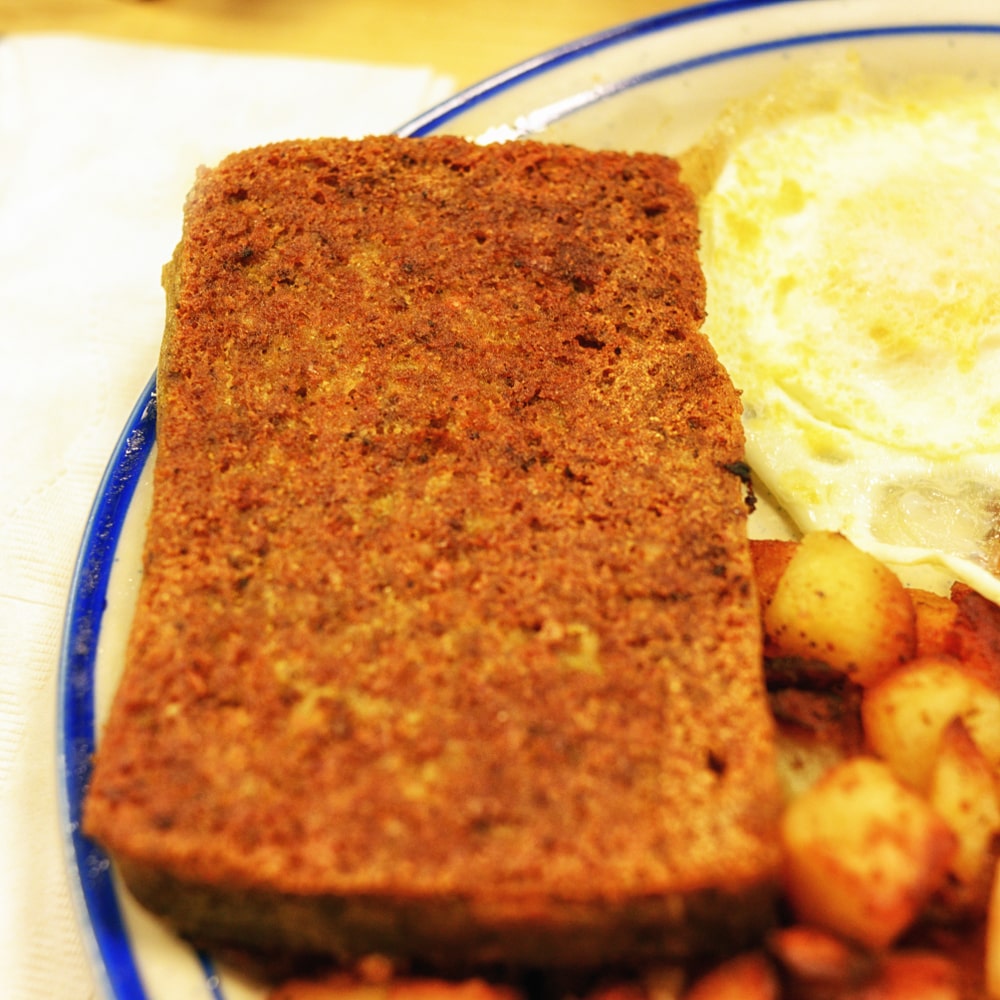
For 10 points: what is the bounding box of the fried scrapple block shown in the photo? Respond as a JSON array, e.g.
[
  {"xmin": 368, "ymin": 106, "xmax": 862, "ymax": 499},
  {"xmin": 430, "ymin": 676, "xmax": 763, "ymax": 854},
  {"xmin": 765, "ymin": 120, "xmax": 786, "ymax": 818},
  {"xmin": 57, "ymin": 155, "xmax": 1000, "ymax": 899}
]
[{"xmin": 83, "ymin": 135, "xmax": 781, "ymax": 968}]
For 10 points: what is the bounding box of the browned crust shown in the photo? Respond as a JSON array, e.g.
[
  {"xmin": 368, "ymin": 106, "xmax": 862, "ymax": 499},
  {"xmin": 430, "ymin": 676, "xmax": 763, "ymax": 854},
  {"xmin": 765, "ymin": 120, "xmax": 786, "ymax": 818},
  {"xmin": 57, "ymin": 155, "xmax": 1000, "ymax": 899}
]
[
  {"xmin": 118, "ymin": 858, "xmax": 778, "ymax": 968},
  {"xmin": 84, "ymin": 135, "xmax": 781, "ymax": 965}
]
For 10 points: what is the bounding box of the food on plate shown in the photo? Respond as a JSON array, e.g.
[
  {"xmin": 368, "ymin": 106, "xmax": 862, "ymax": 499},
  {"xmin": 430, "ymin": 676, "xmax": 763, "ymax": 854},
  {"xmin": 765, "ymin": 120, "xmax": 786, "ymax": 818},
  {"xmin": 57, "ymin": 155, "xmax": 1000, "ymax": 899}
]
[
  {"xmin": 82, "ymin": 56, "xmax": 1000, "ymax": 1000},
  {"xmin": 744, "ymin": 529, "xmax": 1000, "ymax": 998},
  {"xmin": 675, "ymin": 57, "xmax": 1000, "ymax": 990},
  {"xmin": 946, "ymin": 583, "xmax": 1000, "ymax": 689},
  {"xmin": 988, "ymin": 865, "xmax": 1000, "ymax": 999},
  {"xmin": 270, "ymin": 970, "xmax": 521, "ymax": 1000},
  {"xmin": 269, "ymin": 518, "xmax": 1000, "ymax": 989},
  {"xmin": 911, "ymin": 588, "xmax": 960, "ymax": 658},
  {"xmin": 82, "ymin": 134, "xmax": 783, "ymax": 969},
  {"xmin": 928, "ymin": 718, "xmax": 1000, "ymax": 917},
  {"xmin": 680, "ymin": 951, "xmax": 778, "ymax": 1000},
  {"xmin": 761, "ymin": 530, "xmax": 916, "ymax": 687},
  {"xmin": 779, "ymin": 755, "xmax": 956, "ymax": 950},
  {"xmin": 681, "ymin": 56, "xmax": 1000, "ymax": 605},
  {"xmin": 862, "ymin": 655, "xmax": 1000, "ymax": 791}
]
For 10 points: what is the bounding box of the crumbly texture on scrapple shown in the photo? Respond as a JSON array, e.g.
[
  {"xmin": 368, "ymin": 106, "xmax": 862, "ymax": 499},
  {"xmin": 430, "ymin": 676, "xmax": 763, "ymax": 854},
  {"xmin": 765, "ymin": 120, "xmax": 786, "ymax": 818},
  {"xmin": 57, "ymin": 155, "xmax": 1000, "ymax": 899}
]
[{"xmin": 84, "ymin": 135, "xmax": 781, "ymax": 968}]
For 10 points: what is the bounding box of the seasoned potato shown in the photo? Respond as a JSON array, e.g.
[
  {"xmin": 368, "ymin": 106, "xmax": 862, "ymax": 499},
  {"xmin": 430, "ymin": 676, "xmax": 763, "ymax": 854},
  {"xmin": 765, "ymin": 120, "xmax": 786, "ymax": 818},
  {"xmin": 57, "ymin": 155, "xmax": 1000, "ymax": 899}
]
[
  {"xmin": 769, "ymin": 927, "xmax": 960, "ymax": 998},
  {"xmin": 947, "ymin": 582, "xmax": 1000, "ymax": 689},
  {"xmin": 862, "ymin": 655, "xmax": 1000, "ymax": 791},
  {"xmin": 769, "ymin": 684, "xmax": 865, "ymax": 801},
  {"xmin": 986, "ymin": 860, "xmax": 1000, "ymax": 1000},
  {"xmin": 766, "ymin": 924, "xmax": 873, "ymax": 990},
  {"xmin": 910, "ymin": 588, "xmax": 959, "ymax": 659},
  {"xmin": 780, "ymin": 757, "xmax": 956, "ymax": 950},
  {"xmin": 583, "ymin": 984, "xmax": 650, "ymax": 1000},
  {"xmin": 763, "ymin": 532, "xmax": 916, "ymax": 686},
  {"xmin": 270, "ymin": 978, "xmax": 522, "ymax": 1000},
  {"xmin": 862, "ymin": 951, "xmax": 961, "ymax": 1000},
  {"xmin": 681, "ymin": 952, "xmax": 778, "ymax": 1000},
  {"xmin": 929, "ymin": 718, "xmax": 1000, "ymax": 916}
]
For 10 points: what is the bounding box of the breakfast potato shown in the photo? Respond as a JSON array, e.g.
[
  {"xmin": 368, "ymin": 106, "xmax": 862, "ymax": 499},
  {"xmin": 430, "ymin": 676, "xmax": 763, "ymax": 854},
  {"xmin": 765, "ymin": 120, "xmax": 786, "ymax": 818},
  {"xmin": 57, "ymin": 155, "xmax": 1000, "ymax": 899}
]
[
  {"xmin": 862, "ymin": 656, "xmax": 1000, "ymax": 791},
  {"xmin": 269, "ymin": 977, "xmax": 523, "ymax": 1000},
  {"xmin": 769, "ymin": 683, "xmax": 865, "ymax": 801},
  {"xmin": 946, "ymin": 582, "xmax": 1000, "ymax": 689},
  {"xmin": 681, "ymin": 952, "xmax": 778, "ymax": 1000},
  {"xmin": 583, "ymin": 984, "xmax": 650, "ymax": 1000},
  {"xmin": 763, "ymin": 532, "xmax": 916, "ymax": 687},
  {"xmin": 766, "ymin": 924, "xmax": 873, "ymax": 991},
  {"xmin": 910, "ymin": 588, "xmax": 959, "ymax": 659},
  {"xmin": 639, "ymin": 967, "xmax": 686, "ymax": 1000},
  {"xmin": 986, "ymin": 859, "xmax": 1000, "ymax": 1000},
  {"xmin": 929, "ymin": 718, "xmax": 1000, "ymax": 917},
  {"xmin": 858, "ymin": 951, "xmax": 961, "ymax": 1000},
  {"xmin": 780, "ymin": 756, "xmax": 956, "ymax": 950},
  {"xmin": 768, "ymin": 927, "xmax": 961, "ymax": 1000}
]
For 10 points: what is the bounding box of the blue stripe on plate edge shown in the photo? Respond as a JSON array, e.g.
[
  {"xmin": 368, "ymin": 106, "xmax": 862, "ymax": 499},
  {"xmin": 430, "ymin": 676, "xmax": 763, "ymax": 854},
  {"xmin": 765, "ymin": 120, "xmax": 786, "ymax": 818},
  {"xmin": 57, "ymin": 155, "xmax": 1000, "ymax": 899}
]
[{"xmin": 57, "ymin": 373, "xmax": 162, "ymax": 1000}]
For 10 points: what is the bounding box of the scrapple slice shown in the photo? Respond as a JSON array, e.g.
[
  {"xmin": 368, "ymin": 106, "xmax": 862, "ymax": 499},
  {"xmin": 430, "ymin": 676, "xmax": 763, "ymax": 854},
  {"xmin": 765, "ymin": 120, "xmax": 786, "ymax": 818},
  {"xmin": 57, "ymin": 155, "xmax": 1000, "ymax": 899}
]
[{"xmin": 83, "ymin": 134, "xmax": 782, "ymax": 968}]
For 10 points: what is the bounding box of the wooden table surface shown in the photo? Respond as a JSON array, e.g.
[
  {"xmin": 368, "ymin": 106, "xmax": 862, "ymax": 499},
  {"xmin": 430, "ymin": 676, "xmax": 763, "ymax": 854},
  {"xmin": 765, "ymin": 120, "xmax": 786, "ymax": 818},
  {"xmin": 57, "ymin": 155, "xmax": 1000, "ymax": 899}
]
[{"xmin": 0, "ymin": 0, "xmax": 690, "ymax": 90}]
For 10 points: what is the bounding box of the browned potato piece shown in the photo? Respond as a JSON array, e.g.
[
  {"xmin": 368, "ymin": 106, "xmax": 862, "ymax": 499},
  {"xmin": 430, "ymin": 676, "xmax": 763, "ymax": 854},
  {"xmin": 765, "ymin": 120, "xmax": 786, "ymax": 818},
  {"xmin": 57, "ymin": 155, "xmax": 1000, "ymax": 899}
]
[
  {"xmin": 583, "ymin": 984, "xmax": 651, "ymax": 1000},
  {"xmin": 767, "ymin": 924, "xmax": 873, "ymax": 991},
  {"xmin": 270, "ymin": 978, "xmax": 522, "ymax": 1000},
  {"xmin": 769, "ymin": 928, "xmax": 961, "ymax": 999},
  {"xmin": 862, "ymin": 656, "xmax": 1000, "ymax": 791},
  {"xmin": 769, "ymin": 684, "xmax": 865, "ymax": 801},
  {"xmin": 986, "ymin": 859, "xmax": 1000, "ymax": 999},
  {"xmin": 862, "ymin": 951, "xmax": 961, "ymax": 1000},
  {"xmin": 639, "ymin": 967, "xmax": 686, "ymax": 1000},
  {"xmin": 774, "ymin": 727, "xmax": 854, "ymax": 804},
  {"xmin": 910, "ymin": 588, "xmax": 959, "ymax": 659},
  {"xmin": 681, "ymin": 952, "xmax": 778, "ymax": 1000},
  {"xmin": 929, "ymin": 719, "xmax": 1000, "ymax": 917},
  {"xmin": 947, "ymin": 582, "xmax": 1000, "ymax": 689},
  {"xmin": 780, "ymin": 757, "xmax": 956, "ymax": 950},
  {"xmin": 763, "ymin": 532, "xmax": 916, "ymax": 687}
]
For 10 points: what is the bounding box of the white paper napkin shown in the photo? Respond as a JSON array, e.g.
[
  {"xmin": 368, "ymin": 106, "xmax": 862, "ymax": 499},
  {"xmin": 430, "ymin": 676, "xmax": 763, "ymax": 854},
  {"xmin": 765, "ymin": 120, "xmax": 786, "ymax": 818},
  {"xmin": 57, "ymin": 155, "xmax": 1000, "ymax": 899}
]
[{"xmin": 0, "ymin": 33, "xmax": 453, "ymax": 999}]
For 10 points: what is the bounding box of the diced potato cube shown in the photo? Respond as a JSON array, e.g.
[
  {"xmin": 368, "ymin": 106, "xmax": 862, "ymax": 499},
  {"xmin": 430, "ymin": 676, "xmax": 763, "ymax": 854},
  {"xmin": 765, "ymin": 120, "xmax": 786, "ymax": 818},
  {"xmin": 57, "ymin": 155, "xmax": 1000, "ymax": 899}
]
[
  {"xmin": 987, "ymin": 859, "xmax": 1000, "ymax": 999},
  {"xmin": 639, "ymin": 967, "xmax": 686, "ymax": 1000},
  {"xmin": 774, "ymin": 731, "xmax": 850, "ymax": 804},
  {"xmin": 763, "ymin": 532, "xmax": 916, "ymax": 686},
  {"xmin": 864, "ymin": 952, "xmax": 960, "ymax": 1000},
  {"xmin": 582, "ymin": 984, "xmax": 648, "ymax": 1000},
  {"xmin": 947, "ymin": 582, "xmax": 1000, "ymax": 690},
  {"xmin": 681, "ymin": 952, "xmax": 778, "ymax": 1000},
  {"xmin": 929, "ymin": 718, "xmax": 1000, "ymax": 916},
  {"xmin": 271, "ymin": 978, "xmax": 522, "ymax": 1000},
  {"xmin": 769, "ymin": 928, "xmax": 959, "ymax": 999},
  {"xmin": 862, "ymin": 656, "xmax": 1000, "ymax": 791},
  {"xmin": 780, "ymin": 757, "xmax": 956, "ymax": 950},
  {"xmin": 910, "ymin": 588, "xmax": 959, "ymax": 659},
  {"xmin": 767, "ymin": 924, "xmax": 873, "ymax": 989},
  {"xmin": 770, "ymin": 684, "xmax": 864, "ymax": 801}
]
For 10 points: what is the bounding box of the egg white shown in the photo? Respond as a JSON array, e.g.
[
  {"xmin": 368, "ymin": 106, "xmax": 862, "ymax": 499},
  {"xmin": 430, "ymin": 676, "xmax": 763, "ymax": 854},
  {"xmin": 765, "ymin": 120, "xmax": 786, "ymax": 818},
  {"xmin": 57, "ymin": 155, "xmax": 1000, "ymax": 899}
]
[{"xmin": 688, "ymin": 59, "xmax": 1000, "ymax": 601}]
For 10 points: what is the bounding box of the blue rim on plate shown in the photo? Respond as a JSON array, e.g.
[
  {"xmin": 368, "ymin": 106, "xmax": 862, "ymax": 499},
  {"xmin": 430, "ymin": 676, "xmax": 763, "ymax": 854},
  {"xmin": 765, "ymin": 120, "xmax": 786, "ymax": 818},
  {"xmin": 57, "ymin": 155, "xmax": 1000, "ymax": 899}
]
[
  {"xmin": 59, "ymin": 376, "xmax": 226, "ymax": 998},
  {"xmin": 57, "ymin": 1, "xmax": 1000, "ymax": 996},
  {"xmin": 59, "ymin": 373, "xmax": 158, "ymax": 999},
  {"xmin": 397, "ymin": 0, "xmax": 1000, "ymax": 140}
]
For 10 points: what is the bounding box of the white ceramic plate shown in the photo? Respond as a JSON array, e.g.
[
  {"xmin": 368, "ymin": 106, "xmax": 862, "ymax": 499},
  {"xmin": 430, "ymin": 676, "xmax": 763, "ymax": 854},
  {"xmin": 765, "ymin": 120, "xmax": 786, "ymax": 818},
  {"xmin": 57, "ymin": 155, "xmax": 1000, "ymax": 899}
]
[{"xmin": 59, "ymin": 1, "xmax": 1000, "ymax": 996}]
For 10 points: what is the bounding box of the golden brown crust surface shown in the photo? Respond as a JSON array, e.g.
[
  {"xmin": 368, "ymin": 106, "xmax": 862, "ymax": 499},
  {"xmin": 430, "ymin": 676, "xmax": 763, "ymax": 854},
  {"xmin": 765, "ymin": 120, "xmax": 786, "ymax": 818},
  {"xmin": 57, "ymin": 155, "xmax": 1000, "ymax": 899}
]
[{"xmin": 84, "ymin": 135, "xmax": 781, "ymax": 966}]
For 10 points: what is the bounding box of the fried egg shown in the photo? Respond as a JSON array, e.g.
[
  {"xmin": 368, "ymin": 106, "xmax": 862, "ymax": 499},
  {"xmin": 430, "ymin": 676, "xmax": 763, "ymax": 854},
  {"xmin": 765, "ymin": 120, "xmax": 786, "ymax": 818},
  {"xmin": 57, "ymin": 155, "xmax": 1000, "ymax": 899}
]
[{"xmin": 684, "ymin": 58, "xmax": 1000, "ymax": 602}]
